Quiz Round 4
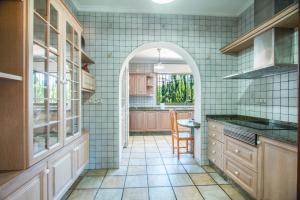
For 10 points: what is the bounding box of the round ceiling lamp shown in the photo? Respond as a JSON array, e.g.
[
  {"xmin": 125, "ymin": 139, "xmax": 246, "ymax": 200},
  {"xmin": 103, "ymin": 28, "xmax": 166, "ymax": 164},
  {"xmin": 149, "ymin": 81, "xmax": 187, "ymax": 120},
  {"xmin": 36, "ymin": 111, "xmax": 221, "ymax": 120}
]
[{"xmin": 152, "ymin": 0, "xmax": 175, "ymax": 4}]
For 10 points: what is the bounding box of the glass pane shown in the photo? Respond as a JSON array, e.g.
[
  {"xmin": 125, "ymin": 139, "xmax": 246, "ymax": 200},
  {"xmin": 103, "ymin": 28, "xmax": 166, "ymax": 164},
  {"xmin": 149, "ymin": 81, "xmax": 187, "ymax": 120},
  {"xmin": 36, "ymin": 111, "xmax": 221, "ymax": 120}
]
[
  {"xmin": 49, "ymin": 28, "xmax": 58, "ymax": 53},
  {"xmin": 49, "ymin": 76, "xmax": 58, "ymax": 122},
  {"xmin": 33, "ymin": 126, "xmax": 47, "ymax": 154},
  {"xmin": 66, "ymin": 23, "xmax": 72, "ymax": 42},
  {"xmin": 66, "ymin": 62, "xmax": 72, "ymax": 81},
  {"xmin": 66, "ymin": 119, "xmax": 73, "ymax": 137},
  {"xmin": 73, "ymin": 66, "xmax": 79, "ymax": 82},
  {"xmin": 73, "ymin": 82, "xmax": 79, "ymax": 93},
  {"xmin": 34, "ymin": 0, "xmax": 46, "ymax": 18},
  {"xmin": 33, "ymin": 72, "xmax": 47, "ymax": 125},
  {"xmin": 33, "ymin": 45, "xmax": 46, "ymax": 72},
  {"xmin": 50, "ymin": 4, "xmax": 58, "ymax": 29},
  {"xmin": 74, "ymin": 31, "xmax": 79, "ymax": 47},
  {"xmin": 49, "ymin": 98, "xmax": 58, "ymax": 122},
  {"xmin": 74, "ymin": 48, "xmax": 79, "ymax": 65},
  {"xmin": 49, "ymin": 53, "xmax": 58, "ymax": 76},
  {"xmin": 72, "ymin": 100, "xmax": 79, "ymax": 116},
  {"xmin": 49, "ymin": 76, "xmax": 58, "ymax": 99},
  {"xmin": 49, "ymin": 123, "xmax": 59, "ymax": 147},
  {"xmin": 73, "ymin": 118, "xmax": 79, "ymax": 134},
  {"xmin": 66, "ymin": 42, "xmax": 72, "ymax": 61},
  {"xmin": 65, "ymin": 81, "xmax": 72, "ymax": 118},
  {"xmin": 34, "ymin": 15, "xmax": 46, "ymax": 45}
]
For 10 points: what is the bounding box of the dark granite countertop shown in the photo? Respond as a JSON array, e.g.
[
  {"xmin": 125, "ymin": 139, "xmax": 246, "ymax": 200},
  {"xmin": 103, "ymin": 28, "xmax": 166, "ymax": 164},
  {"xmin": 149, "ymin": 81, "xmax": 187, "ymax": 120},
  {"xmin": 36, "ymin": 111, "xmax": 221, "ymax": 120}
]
[
  {"xmin": 206, "ymin": 115, "xmax": 297, "ymax": 146},
  {"xmin": 130, "ymin": 106, "xmax": 194, "ymax": 111}
]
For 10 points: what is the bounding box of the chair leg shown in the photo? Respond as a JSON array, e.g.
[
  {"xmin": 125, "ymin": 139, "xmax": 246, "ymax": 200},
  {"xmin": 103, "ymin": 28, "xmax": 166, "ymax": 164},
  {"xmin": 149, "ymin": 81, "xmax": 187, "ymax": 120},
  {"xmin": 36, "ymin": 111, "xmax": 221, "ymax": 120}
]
[
  {"xmin": 172, "ymin": 135, "xmax": 174, "ymax": 154},
  {"xmin": 186, "ymin": 140, "xmax": 188, "ymax": 152},
  {"xmin": 177, "ymin": 139, "xmax": 180, "ymax": 160},
  {"xmin": 192, "ymin": 139, "xmax": 195, "ymax": 159}
]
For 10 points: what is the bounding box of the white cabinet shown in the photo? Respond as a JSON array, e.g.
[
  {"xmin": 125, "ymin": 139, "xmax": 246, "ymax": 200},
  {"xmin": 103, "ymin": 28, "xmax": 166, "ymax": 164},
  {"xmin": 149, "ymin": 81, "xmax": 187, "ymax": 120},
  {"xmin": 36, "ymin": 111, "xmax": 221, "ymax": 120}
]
[{"xmin": 82, "ymin": 70, "xmax": 95, "ymax": 92}]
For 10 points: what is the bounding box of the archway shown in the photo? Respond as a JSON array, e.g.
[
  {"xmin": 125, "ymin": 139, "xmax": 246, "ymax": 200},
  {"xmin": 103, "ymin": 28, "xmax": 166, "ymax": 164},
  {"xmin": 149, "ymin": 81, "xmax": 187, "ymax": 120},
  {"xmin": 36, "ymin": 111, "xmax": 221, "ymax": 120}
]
[{"xmin": 118, "ymin": 42, "xmax": 202, "ymax": 164}]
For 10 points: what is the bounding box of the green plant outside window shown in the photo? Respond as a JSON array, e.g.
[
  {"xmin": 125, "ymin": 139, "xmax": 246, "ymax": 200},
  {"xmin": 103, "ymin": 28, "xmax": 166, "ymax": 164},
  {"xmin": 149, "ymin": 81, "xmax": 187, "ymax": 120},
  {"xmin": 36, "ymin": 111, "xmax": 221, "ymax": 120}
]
[{"xmin": 156, "ymin": 74, "xmax": 194, "ymax": 105}]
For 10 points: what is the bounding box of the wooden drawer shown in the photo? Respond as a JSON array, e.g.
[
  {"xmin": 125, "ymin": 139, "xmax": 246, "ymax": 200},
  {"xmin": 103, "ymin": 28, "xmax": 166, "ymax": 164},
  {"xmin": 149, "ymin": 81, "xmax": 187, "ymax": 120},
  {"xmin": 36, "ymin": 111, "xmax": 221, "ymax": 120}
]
[
  {"xmin": 224, "ymin": 136, "xmax": 257, "ymax": 171},
  {"xmin": 224, "ymin": 155, "xmax": 257, "ymax": 198},
  {"xmin": 208, "ymin": 137, "xmax": 223, "ymax": 170},
  {"xmin": 208, "ymin": 120, "xmax": 224, "ymax": 142}
]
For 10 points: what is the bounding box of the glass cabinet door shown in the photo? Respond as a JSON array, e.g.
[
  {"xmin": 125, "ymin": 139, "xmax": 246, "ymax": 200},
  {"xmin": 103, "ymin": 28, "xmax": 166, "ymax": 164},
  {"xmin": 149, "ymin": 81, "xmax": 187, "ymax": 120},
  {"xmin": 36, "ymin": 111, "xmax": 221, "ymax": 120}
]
[
  {"xmin": 32, "ymin": 0, "xmax": 61, "ymax": 157},
  {"xmin": 65, "ymin": 23, "xmax": 81, "ymax": 141}
]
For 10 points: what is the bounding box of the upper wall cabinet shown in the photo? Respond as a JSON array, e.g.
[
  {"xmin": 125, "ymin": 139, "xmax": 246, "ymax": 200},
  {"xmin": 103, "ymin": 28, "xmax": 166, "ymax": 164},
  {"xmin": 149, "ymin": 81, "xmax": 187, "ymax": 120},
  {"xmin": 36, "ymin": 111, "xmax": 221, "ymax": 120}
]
[{"xmin": 0, "ymin": 0, "xmax": 82, "ymax": 170}]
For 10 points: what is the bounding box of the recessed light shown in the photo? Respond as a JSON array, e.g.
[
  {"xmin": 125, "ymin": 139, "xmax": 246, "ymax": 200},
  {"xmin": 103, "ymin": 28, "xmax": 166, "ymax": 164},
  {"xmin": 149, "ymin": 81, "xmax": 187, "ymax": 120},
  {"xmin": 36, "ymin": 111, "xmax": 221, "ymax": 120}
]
[{"xmin": 152, "ymin": 0, "xmax": 175, "ymax": 4}]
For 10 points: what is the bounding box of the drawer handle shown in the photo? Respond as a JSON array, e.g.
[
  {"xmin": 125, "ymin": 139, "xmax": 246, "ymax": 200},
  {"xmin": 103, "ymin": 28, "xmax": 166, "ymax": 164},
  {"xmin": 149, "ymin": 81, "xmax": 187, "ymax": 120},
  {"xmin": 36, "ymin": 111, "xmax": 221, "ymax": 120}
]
[
  {"xmin": 234, "ymin": 171, "xmax": 239, "ymax": 176},
  {"xmin": 212, "ymin": 159, "xmax": 216, "ymax": 162},
  {"xmin": 212, "ymin": 142, "xmax": 216, "ymax": 145},
  {"xmin": 234, "ymin": 149, "xmax": 240, "ymax": 153},
  {"xmin": 212, "ymin": 150, "xmax": 216, "ymax": 154},
  {"xmin": 44, "ymin": 169, "xmax": 50, "ymax": 174},
  {"xmin": 212, "ymin": 134, "xmax": 216, "ymax": 137}
]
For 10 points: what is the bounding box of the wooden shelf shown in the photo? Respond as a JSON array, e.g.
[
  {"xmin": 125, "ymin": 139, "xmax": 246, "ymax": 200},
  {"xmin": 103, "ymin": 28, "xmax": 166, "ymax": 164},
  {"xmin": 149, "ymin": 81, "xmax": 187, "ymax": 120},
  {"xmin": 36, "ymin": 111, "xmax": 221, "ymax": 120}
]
[
  {"xmin": 0, "ymin": 72, "xmax": 22, "ymax": 81},
  {"xmin": 81, "ymin": 51, "xmax": 95, "ymax": 64},
  {"xmin": 220, "ymin": 3, "xmax": 299, "ymax": 54}
]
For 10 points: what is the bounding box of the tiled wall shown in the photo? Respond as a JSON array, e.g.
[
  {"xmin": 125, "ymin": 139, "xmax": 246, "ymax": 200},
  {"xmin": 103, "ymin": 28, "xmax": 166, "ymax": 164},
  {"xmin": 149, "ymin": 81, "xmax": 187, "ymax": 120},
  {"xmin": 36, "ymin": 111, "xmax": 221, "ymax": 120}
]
[
  {"xmin": 77, "ymin": 12, "xmax": 238, "ymax": 168},
  {"xmin": 129, "ymin": 63, "xmax": 156, "ymax": 107},
  {"xmin": 236, "ymin": 5, "xmax": 299, "ymax": 123}
]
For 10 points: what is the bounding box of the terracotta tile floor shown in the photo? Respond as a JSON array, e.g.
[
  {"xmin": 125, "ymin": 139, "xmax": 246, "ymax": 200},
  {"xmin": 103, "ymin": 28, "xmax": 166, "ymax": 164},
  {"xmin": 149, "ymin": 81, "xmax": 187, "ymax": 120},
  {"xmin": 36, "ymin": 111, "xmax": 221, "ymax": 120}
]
[{"xmin": 63, "ymin": 135, "xmax": 247, "ymax": 200}]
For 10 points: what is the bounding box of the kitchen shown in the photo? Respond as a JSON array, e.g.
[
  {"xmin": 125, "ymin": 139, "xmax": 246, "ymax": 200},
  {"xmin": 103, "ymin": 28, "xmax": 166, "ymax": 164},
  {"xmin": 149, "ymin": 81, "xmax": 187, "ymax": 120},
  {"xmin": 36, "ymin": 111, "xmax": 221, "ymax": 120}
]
[{"xmin": 0, "ymin": 0, "xmax": 299, "ymax": 200}]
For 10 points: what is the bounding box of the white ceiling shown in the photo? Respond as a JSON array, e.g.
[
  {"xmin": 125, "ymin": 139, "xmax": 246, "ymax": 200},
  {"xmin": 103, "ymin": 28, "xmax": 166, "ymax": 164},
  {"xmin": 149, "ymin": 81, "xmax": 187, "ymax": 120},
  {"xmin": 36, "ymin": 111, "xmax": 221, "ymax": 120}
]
[
  {"xmin": 73, "ymin": 0, "xmax": 253, "ymax": 17},
  {"xmin": 130, "ymin": 48, "xmax": 185, "ymax": 64}
]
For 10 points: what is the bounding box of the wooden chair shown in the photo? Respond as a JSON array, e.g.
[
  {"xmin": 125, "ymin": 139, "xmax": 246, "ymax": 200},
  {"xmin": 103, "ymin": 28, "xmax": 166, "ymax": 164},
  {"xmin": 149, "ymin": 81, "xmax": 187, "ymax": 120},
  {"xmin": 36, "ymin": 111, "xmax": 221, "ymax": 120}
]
[{"xmin": 169, "ymin": 110, "xmax": 194, "ymax": 160}]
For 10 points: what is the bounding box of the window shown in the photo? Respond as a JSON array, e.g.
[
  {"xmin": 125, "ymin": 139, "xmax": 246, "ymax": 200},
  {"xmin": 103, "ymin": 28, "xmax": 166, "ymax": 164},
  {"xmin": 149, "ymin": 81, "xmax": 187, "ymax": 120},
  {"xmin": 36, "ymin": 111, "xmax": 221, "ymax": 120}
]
[{"xmin": 156, "ymin": 74, "xmax": 194, "ymax": 104}]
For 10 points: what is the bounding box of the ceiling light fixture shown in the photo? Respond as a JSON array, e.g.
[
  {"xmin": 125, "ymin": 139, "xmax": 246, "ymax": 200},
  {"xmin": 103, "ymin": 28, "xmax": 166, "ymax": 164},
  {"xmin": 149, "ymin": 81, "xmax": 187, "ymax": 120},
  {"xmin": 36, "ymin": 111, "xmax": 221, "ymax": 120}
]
[
  {"xmin": 154, "ymin": 48, "xmax": 165, "ymax": 70},
  {"xmin": 152, "ymin": 0, "xmax": 175, "ymax": 4}
]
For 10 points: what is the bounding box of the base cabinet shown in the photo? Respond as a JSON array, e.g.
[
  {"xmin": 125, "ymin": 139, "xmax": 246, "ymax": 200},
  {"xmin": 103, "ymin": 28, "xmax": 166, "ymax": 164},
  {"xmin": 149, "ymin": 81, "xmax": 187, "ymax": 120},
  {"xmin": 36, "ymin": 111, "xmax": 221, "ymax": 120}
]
[
  {"xmin": 257, "ymin": 137, "xmax": 297, "ymax": 200},
  {"xmin": 1, "ymin": 134, "xmax": 89, "ymax": 200}
]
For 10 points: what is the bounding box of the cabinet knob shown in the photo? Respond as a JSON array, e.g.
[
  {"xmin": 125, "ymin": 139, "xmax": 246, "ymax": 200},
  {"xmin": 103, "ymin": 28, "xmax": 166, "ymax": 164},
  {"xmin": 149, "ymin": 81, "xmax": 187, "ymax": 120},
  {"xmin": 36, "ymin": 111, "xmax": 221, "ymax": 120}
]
[
  {"xmin": 234, "ymin": 149, "xmax": 239, "ymax": 153},
  {"xmin": 212, "ymin": 125, "xmax": 216, "ymax": 128},
  {"xmin": 257, "ymin": 140, "xmax": 261, "ymax": 145},
  {"xmin": 212, "ymin": 134, "xmax": 216, "ymax": 137},
  {"xmin": 234, "ymin": 171, "xmax": 239, "ymax": 175},
  {"xmin": 212, "ymin": 142, "xmax": 216, "ymax": 145},
  {"xmin": 212, "ymin": 150, "xmax": 216, "ymax": 154},
  {"xmin": 44, "ymin": 169, "xmax": 50, "ymax": 174},
  {"xmin": 212, "ymin": 159, "xmax": 216, "ymax": 162}
]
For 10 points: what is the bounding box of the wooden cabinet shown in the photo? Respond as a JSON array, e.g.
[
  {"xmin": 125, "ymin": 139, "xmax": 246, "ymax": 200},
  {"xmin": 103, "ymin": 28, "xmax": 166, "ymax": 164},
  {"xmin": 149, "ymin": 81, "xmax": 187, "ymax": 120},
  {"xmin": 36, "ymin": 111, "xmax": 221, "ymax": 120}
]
[
  {"xmin": 129, "ymin": 74, "xmax": 154, "ymax": 96},
  {"xmin": 145, "ymin": 112, "xmax": 157, "ymax": 131},
  {"xmin": 129, "ymin": 111, "xmax": 145, "ymax": 131},
  {"xmin": 257, "ymin": 137, "xmax": 297, "ymax": 200},
  {"xmin": 156, "ymin": 111, "xmax": 170, "ymax": 131},
  {"xmin": 207, "ymin": 120, "xmax": 224, "ymax": 170},
  {"xmin": 82, "ymin": 70, "xmax": 95, "ymax": 92},
  {"xmin": 0, "ymin": 0, "xmax": 82, "ymax": 170}
]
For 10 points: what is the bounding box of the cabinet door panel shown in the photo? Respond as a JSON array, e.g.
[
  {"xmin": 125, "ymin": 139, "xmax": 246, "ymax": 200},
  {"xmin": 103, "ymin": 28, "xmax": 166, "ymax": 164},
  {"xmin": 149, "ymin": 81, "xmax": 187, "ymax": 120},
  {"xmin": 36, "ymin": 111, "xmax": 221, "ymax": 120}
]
[
  {"xmin": 75, "ymin": 137, "xmax": 89, "ymax": 176},
  {"xmin": 129, "ymin": 75, "xmax": 135, "ymax": 95},
  {"xmin": 129, "ymin": 111, "xmax": 145, "ymax": 131},
  {"xmin": 145, "ymin": 112, "xmax": 157, "ymax": 131},
  {"xmin": 135, "ymin": 75, "xmax": 147, "ymax": 95},
  {"xmin": 157, "ymin": 111, "xmax": 170, "ymax": 131}
]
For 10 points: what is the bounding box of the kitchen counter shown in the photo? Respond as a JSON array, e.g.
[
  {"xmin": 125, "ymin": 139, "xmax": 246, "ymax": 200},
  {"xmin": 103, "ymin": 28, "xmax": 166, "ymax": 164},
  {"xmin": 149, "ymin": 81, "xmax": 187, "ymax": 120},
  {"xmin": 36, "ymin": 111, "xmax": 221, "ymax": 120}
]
[
  {"xmin": 130, "ymin": 106, "xmax": 194, "ymax": 111},
  {"xmin": 206, "ymin": 115, "xmax": 297, "ymax": 146}
]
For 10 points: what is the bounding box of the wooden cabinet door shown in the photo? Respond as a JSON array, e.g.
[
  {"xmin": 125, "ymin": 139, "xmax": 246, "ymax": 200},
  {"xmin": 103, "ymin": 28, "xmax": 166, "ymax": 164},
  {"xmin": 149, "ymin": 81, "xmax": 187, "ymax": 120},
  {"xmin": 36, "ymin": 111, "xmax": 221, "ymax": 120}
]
[
  {"xmin": 135, "ymin": 75, "xmax": 147, "ymax": 96},
  {"xmin": 157, "ymin": 111, "xmax": 170, "ymax": 131},
  {"xmin": 258, "ymin": 137, "xmax": 297, "ymax": 200},
  {"xmin": 129, "ymin": 74, "xmax": 136, "ymax": 95},
  {"xmin": 129, "ymin": 111, "xmax": 145, "ymax": 131},
  {"xmin": 48, "ymin": 150, "xmax": 74, "ymax": 200},
  {"xmin": 4, "ymin": 164, "xmax": 47, "ymax": 200},
  {"xmin": 145, "ymin": 112, "xmax": 157, "ymax": 131}
]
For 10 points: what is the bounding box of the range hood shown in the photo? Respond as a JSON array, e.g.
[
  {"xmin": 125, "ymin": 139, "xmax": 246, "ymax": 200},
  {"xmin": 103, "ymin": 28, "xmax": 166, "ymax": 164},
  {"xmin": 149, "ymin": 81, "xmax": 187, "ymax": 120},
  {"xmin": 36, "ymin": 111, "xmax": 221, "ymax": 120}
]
[{"xmin": 224, "ymin": 0, "xmax": 298, "ymax": 79}]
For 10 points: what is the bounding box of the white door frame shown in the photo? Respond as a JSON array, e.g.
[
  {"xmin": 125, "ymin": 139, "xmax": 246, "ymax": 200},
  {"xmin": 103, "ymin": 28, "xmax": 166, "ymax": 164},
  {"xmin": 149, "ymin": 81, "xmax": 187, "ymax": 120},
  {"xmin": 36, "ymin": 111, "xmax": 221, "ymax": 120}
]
[{"xmin": 119, "ymin": 42, "xmax": 202, "ymax": 164}]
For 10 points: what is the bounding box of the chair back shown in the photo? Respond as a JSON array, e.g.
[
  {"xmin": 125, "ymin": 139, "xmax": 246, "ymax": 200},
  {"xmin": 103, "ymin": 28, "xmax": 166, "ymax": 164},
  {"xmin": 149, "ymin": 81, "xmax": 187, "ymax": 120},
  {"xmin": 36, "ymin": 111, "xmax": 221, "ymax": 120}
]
[{"xmin": 169, "ymin": 110, "xmax": 179, "ymax": 137}]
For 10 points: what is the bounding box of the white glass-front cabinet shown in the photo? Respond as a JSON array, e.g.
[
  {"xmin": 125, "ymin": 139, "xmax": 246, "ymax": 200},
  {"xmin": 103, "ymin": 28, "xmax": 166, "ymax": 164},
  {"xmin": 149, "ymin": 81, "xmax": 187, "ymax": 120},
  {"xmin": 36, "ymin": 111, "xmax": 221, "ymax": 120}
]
[{"xmin": 0, "ymin": 0, "xmax": 82, "ymax": 170}]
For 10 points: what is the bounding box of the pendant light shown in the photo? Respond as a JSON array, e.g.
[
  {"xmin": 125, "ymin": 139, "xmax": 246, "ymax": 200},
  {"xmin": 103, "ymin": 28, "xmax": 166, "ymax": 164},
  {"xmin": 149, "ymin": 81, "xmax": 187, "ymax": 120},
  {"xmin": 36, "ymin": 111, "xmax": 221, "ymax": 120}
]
[
  {"xmin": 152, "ymin": 0, "xmax": 175, "ymax": 4},
  {"xmin": 154, "ymin": 48, "xmax": 165, "ymax": 70}
]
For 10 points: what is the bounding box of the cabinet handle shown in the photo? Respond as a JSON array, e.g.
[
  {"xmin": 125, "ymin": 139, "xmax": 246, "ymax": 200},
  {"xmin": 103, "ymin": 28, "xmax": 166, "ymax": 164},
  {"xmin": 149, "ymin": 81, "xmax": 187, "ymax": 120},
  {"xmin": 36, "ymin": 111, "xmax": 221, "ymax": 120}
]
[
  {"xmin": 212, "ymin": 150, "xmax": 216, "ymax": 154},
  {"xmin": 212, "ymin": 125, "xmax": 216, "ymax": 128},
  {"xmin": 212, "ymin": 142, "xmax": 216, "ymax": 145},
  {"xmin": 44, "ymin": 169, "xmax": 50, "ymax": 174},
  {"xmin": 234, "ymin": 149, "xmax": 239, "ymax": 153},
  {"xmin": 257, "ymin": 140, "xmax": 261, "ymax": 145},
  {"xmin": 212, "ymin": 134, "xmax": 216, "ymax": 137},
  {"xmin": 212, "ymin": 159, "xmax": 216, "ymax": 162},
  {"xmin": 234, "ymin": 171, "xmax": 239, "ymax": 175}
]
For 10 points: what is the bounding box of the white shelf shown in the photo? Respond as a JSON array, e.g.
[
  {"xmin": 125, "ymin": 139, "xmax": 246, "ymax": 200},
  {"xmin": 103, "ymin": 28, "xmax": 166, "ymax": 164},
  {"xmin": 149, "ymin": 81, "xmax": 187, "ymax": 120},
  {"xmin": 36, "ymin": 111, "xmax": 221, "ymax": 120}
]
[{"xmin": 0, "ymin": 72, "xmax": 22, "ymax": 81}]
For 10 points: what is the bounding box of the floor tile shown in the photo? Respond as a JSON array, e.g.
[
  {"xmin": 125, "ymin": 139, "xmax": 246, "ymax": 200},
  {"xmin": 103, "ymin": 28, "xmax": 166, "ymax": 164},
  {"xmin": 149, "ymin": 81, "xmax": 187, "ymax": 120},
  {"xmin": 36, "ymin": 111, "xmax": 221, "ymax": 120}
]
[
  {"xmin": 147, "ymin": 165, "xmax": 167, "ymax": 174},
  {"xmin": 149, "ymin": 187, "xmax": 176, "ymax": 200},
  {"xmin": 146, "ymin": 158, "xmax": 163, "ymax": 165},
  {"xmin": 86, "ymin": 169, "xmax": 107, "ymax": 176},
  {"xmin": 190, "ymin": 173, "xmax": 216, "ymax": 185},
  {"xmin": 129, "ymin": 159, "xmax": 146, "ymax": 166},
  {"xmin": 95, "ymin": 189, "xmax": 123, "ymax": 200},
  {"xmin": 67, "ymin": 189, "xmax": 97, "ymax": 200},
  {"xmin": 198, "ymin": 185, "xmax": 231, "ymax": 200},
  {"xmin": 101, "ymin": 176, "xmax": 126, "ymax": 188},
  {"xmin": 163, "ymin": 157, "xmax": 181, "ymax": 165},
  {"xmin": 127, "ymin": 165, "xmax": 147, "ymax": 175},
  {"xmin": 180, "ymin": 158, "xmax": 198, "ymax": 165},
  {"xmin": 220, "ymin": 185, "xmax": 246, "ymax": 200},
  {"xmin": 209, "ymin": 173, "xmax": 228, "ymax": 184},
  {"xmin": 125, "ymin": 175, "xmax": 148, "ymax": 188},
  {"xmin": 107, "ymin": 166, "xmax": 128, "ymax": 176},
  {"xmin": 183, "ymin": 165, "xmax": 205, "ymax": 173},
  {"xmin": 122, "ymin": 188, "xmax": 149, "ymax": 200},
  {"xmin": 202, "ymin": 165, "xmax": 216, "ymax": 173},
  {"xmin": 165, "ymin": 165, "xmax": 186, "ymax": 174},
  {"xmin": 173, "ymin": 186, "xmax": 203, "ymax": 200},
  {"xmin": 146, "ymin": 152, "xmax": 161, "ymax": 158},
  {"xmin": 130, "ymin": 153, "xmax": 146, "ymax": 159},
  {"xmin": 148, "ymin": 174, "xmax": 171, "ymax": 187},
  {"xmin": 169, "ymin": 174, "xmax": 194, "ymax": 186},
  {"xmin": 76, "ymin": 176, "xmax": 103, "ymax": 189}
]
